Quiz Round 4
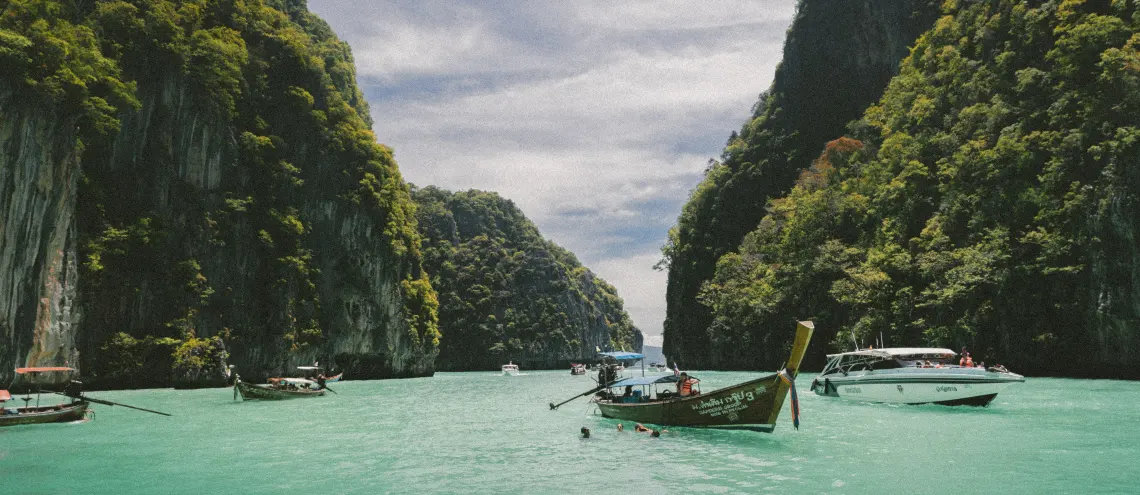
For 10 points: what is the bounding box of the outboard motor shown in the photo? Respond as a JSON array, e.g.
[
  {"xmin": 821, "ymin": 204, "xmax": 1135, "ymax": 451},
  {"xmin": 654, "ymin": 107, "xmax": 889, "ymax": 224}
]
[{"xmin": 63, "ymin": 380, "xmax": 84, "ymax": 400}]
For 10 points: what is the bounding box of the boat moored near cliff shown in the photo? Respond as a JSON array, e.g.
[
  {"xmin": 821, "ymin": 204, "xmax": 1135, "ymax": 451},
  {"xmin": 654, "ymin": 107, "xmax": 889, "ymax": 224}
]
[
  {"xmin": 1, "ymin": 368, "xmax": 90, "ymax": 427},
  {"xmin": 810, "ymin": 348, "xmax": 1025, "ymax": 406},
  {"xmin": 2, "ymin": 367, "xmax": 170, "ymax": 426},
  {"xmin": 233, "ymin": 375, "xmax": 327, "ymax": 400}
]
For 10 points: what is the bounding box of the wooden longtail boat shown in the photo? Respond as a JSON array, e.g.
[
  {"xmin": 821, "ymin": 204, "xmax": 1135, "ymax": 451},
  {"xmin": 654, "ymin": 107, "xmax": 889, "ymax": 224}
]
[
  {"xmin": 233, "ymin": 375, "xmax": 326, "ymax": 400},
  {"xmin": 594, "ymin": 320, "xmax": 814, "ymax": 432},
  {"xmin": 0, "ymin": 401, "xmax": 89, "ymax": 427},
  {"xmin": 2, "ymin": 367, "xmax": 88, "ymax": 427},
  {"xmin": 3, "ymin": 366, "xmax": 169, "ymax": 426}
]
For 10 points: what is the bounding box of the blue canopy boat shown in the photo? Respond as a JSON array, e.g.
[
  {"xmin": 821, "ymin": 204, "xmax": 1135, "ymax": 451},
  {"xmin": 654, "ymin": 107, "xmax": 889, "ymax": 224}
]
[{"xmin": 591, "ymin": 321, "xmax": 815, "ymax": 433}]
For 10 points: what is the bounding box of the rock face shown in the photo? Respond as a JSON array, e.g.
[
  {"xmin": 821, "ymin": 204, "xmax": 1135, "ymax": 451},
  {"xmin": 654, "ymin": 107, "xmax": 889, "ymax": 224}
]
[
  {"xmin": 683, "ymin": 1, "xmax": 1140, "ymax": 377},
  {"xmin": 1089, "ymin": 174, "xmax": 1140, "ymax": 374},
  {"xmin": 662, "ymin": 0, "xmax": 942, "ymax": 368},
  {"xmin": 0, "ymin": 99, "xmax": 83, "ymax": 386},
  {"xmin": 413, "ymin": 186, "xmax": 642, "ymax": 371},
  {"xmin": 0, "ymin": 1, "xmax": 438, "ymax": 387}
]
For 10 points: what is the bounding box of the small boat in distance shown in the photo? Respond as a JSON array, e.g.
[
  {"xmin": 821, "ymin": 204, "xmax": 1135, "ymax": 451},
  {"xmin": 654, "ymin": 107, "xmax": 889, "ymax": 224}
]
[
  {"xmin": 810, "ymin": 348, "xmax": 1025, "ymax": 406},
  {"xmin": 592, "ymin": 321, "xmax": 814, "ymax": 432},
  {"xmin": 501, "ymin": 362, "xmax": 520, "ymax": 376},
  {"xmin": 233, "ymin": 373, "xmax": 328, "ymax": 401},
  {"xmin": 570, "ymin": 364, "xmax": 587, "ymax": 375}
]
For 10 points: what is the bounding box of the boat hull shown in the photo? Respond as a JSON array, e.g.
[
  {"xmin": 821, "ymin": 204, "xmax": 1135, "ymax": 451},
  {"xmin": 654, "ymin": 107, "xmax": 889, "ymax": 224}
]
[
  {"xmin": 597, "ymin": 375, "xmax": 782, "ymax": 432},
  {"xmin": 812, "ymin": 371, "xmax": 1023, "ymax": 406},
  {"xmin": 0, "ymin": 402, "xmax": 88, "ymax": 427},
  {"xmin": 235, "ymin": 380, "xmax": 325, "ymax": 400}
]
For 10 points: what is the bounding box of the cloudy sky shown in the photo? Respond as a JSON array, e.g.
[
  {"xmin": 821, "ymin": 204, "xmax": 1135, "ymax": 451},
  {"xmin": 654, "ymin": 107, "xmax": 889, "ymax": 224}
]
[{"xmin": 308, "ymin": 1, "xmax": 798, "ymax": 345}]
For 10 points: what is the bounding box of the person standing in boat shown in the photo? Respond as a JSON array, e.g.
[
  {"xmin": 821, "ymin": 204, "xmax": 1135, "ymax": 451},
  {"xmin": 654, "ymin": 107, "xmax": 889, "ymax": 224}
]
[
  {"xmin": 960, "ymin": 353, "xmax": 973, "ymax": 368},
  {"xmin": 677, "ymin": 372, "xmax": 699, "ymax": 397}
]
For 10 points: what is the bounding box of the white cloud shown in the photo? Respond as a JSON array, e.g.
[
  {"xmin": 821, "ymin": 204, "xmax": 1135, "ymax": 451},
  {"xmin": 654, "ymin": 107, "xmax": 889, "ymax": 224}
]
[{"xmin": 308, "ymin": 1, "xmax": 798, "ymax": 337}]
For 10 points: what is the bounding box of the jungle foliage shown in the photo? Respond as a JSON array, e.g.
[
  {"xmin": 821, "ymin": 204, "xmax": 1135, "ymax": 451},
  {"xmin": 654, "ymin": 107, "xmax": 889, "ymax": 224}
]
[
  {"xmin": 0, "ymin": 0, "xmax": 437, "ymax": 384},
  {"xmin": 697, "ymin": 0, "xmax": 1140, "ymax": 376},
  {"xmin": 661, "ymin": 0, "xmax": 943, "ymax": 367},
  {"xmin": 413, "ymin": 186, "xmax": 640, "ymax": 371}
]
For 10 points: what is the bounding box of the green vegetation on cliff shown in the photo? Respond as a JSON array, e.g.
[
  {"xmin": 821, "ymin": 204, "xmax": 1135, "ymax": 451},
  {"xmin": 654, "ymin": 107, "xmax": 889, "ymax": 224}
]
[
  {"xmin": 413, "ymin": 186, "xmax": 641, "ymax": 371},
  {"xmin": 0, "ymin": 0, "xmax": 438, "ymax": 386},
  {"xmin": 698, "ymin": 0, "xmax": 1140, "ymax": 377},
  {"xmin": 661, "ymin": 0, "xmax": 942, "ymax": 367}
]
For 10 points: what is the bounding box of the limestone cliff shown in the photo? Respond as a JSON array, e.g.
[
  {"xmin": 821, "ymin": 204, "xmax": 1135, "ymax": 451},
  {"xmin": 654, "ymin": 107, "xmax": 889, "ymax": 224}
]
[
  {"xmin": 0, "ymin": 98, "xmax": 83, "ymax": 386},
  {"xmin": 0, "ymin": 0, "xmax": 438, "ymax": 387},
  {"xmin": 691, "ymin": 1, "xmax": 1140, "ymax": 377},
  {"xmin": 662, "ymin": 0, "xmax": 942, "ymax": 368},
  {"xmin": 413, "ymin": 186, "xmax": 642, "ymax": 371}
]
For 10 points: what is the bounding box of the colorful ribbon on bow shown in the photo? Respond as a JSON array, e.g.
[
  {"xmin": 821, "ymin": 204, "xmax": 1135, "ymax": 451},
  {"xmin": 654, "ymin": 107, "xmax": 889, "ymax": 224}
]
[{"xmin": 778, "ymin": 369, "xmax": 800, "ymax": 430}]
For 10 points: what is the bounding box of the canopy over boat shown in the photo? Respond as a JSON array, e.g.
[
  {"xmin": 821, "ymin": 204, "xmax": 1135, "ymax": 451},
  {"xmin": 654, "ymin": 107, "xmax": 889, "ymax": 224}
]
[
  {"xmin": 597, "ymin": 351, "xmax": 644, "ymax": 361},
  {"xmin": 826, "ymin": 348, "xmax": 955, "ymax": 359},
  {"xmin": 280, "ymin": 378, "xmax": 316, "ymax": 385},
  {"xmin": 608, "ymin": 375, "xmax": 682, "ymax": 388},
  {"xmin": 15, "ymin": 367, "xmax": 76, "ymax": 374},
  {"xmin": 296, "ymin": 366, "xmax": 321, "ymax": 371},
  {"xmin": 0, "ymin": 390, "xmax": 10, "ymax": 401}
]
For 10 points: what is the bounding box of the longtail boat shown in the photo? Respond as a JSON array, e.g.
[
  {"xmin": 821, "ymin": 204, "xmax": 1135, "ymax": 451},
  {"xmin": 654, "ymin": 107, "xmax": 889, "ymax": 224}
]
[
  {"xmin": 1, "ymin": 368, "xmax": 90, "ymax": 427},
  {"xmin": 0, "ymin": 399, "xmax": 89, "ymax": 427},
  {"xmin": 2, "ymin": 367, "xmax": 169, "ymax": 427},
  {"xmin": 326, "ymin": 372, "xmax": 343, "ymax": 382},
  {"xmin": 233, "ymin": 375, "xmax": 327, "ymax": 400},
  {"xmin": 592, "ymin": 320, "xmax": 814, "ymax": 432}
]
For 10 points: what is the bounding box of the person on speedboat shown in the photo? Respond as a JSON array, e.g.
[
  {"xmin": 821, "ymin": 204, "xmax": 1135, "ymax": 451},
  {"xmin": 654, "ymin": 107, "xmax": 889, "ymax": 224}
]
[{"xmin": 959, "ymin": 349, "xmax": 974, "ymax": 367}]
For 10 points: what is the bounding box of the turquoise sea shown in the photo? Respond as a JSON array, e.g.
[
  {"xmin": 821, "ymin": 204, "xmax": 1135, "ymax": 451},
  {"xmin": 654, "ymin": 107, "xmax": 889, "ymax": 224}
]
[{"xmin": 1, "ymin": 371, "xmax": 1137, "ymax": 494}]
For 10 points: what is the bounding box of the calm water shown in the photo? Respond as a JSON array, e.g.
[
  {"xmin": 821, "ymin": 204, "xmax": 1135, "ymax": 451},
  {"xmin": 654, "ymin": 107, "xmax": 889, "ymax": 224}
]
[{"xmin": 1, "ymin": 371, "xmax": 1137, "ymax": 494}]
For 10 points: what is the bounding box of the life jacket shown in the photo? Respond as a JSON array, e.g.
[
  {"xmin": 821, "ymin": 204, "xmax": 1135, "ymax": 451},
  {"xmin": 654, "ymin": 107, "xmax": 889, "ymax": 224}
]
[{"xmin": 680, "ymin": 379, "xmax": 693, "ymax": 396}]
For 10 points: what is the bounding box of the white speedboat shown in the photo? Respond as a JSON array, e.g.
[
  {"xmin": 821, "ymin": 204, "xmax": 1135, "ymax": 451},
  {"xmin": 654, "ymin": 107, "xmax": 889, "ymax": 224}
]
[
  {"xmin": 810, "ymin": 348, "xmax": 1024, "ymax": 406},
  {"xmin": 501, "ymin": 362, "xmax": 520, "ymax": 376}
]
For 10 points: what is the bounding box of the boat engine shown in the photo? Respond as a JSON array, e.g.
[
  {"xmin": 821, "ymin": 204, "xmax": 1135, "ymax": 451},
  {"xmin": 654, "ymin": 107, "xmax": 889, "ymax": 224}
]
[{"xmin": 63, "ymin": 380, "xmax": 84, "ymax": 400}]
